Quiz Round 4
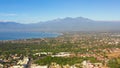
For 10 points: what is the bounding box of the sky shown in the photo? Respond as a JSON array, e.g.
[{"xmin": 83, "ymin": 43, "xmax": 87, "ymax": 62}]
[{"xmin": 0, "ymin": 0, "xmax": 120, "ymax": 24}]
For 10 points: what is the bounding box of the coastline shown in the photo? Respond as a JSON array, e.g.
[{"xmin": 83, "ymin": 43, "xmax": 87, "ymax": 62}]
[{"xmin": 0, "ymin": 32, "xmax": 62, "ymax": 41}]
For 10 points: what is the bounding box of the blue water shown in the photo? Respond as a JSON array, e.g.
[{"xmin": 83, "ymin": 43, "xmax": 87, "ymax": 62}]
[{"xmin": 0, "ymin": 32, "xmax": 60, "ymax": 40}]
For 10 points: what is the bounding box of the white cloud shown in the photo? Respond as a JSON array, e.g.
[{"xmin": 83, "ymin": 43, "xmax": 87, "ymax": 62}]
[
  {"xmin": 0, "ymin": 20, "xmax": 14, "ymax": 22},
  {"xmin": 0, "ymin": 13, "xmax": 17, "ymax": 16}
]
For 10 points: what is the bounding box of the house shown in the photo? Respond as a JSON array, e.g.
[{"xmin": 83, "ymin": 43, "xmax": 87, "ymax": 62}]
[
  {"xmin": 31, "ymin": 64, "xmax": 48, "ymax": 68},
  {"xmin": 9, "ymin": 65, "xmax": 24, "ymax": 68},
  {"xmin": 0, "ymin": 63, "xmax": 3, "ymax": 68},
  {"xmin": 52, "ymin": 52, "xmax": 70, "ymax": 57}
]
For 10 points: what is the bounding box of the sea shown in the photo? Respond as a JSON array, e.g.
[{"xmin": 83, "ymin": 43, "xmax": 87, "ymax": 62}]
[{"xmin": 0, "ymin": 32, "xmax": 61, "ymax": 40}]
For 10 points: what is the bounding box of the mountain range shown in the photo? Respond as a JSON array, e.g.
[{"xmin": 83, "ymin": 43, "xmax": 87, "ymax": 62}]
[{"xmin": 0, "ymin": 17, "xmax": 120, "ymax": 32}]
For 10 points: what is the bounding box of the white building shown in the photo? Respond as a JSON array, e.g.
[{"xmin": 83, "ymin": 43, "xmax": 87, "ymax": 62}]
[
  {"xmin": 52, "ymin": 52, "xmax": 70, "ymax": 57},
  {"xmin": 31, "ymin": 64, "xmax": 47, "ymax": 68},
  {"xmin": 9, "ymin": 65, "xmax": 24, "ymax": 68}
]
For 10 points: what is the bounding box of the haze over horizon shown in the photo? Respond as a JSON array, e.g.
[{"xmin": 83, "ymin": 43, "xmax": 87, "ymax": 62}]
[{"xmin": 0, "ymin": 0, "xmax": 120, "ymax": 24}]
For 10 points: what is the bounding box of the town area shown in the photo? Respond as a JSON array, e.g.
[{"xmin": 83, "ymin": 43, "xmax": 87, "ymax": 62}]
[{"xmin": 0, "ymin": 32, "xmax": 120, "ymax": 68}]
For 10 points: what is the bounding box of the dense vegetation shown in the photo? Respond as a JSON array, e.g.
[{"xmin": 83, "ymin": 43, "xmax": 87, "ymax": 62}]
[
  {"xmin": 107, "ymin": 58, "xmax": 120, "ymax": 68},
  {"xmin": 35, "ymin": 56, "xmax": 99, "ymax": 65}
]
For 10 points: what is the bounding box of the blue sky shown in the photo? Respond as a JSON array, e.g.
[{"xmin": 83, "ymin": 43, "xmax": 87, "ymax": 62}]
[{"xmin": 0, "ymin": 0, "xmax": 120, "ymax": 24}]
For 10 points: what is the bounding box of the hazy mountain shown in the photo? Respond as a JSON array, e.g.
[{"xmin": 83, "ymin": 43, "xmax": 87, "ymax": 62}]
[
  {"xmin": 0, "ymin": 21, "xmax": 24, "ymax": 31},
  {"xmin": 0, "ymin": 17, "xmax": 120, "ymax": 32}
]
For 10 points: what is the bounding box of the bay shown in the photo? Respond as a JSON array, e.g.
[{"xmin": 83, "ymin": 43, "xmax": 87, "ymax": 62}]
[{"xmin": 0, "ymin": 32, "xmax": 60, "ymax": 40}]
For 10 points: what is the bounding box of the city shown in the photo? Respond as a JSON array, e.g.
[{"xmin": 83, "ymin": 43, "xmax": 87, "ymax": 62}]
[{"xmin": 0, "ymin": 32, "xmax": 120, "ymax": 68}]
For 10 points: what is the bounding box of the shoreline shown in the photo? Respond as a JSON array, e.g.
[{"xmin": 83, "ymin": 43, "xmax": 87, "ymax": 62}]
[{"xmin": 0, "ymin": 32, "xmax": 63, "ymax": 41}]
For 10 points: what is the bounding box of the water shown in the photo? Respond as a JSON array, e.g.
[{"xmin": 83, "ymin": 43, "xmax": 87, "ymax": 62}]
[{"xmin": 0, "ymin": 32, "xmax": 60, "ymax": 40}]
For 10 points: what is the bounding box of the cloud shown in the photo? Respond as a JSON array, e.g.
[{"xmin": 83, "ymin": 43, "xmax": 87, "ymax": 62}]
[
  {"xmin": 0, "ymin": 20, "xmax": 13, "ymax": 22},
  {"xmin": 0, "ymin": 13, "xmax": 17, "ymax": 16}
]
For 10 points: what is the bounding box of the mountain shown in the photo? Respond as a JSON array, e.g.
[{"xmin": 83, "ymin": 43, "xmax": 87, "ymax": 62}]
[
  {"xmin": 30, "ymin": 17, "xmax": 120, "ymax": 31},
  {"xmin": 32, "ymin": 17, "xmax": 94, "ymax": 31},
  {"xmin": 0, "ymin": 21, "xmax": 24, "ymax": 31},
  {"xmin": 0, "ymin": 17, "xmax": 120, "ymax": 32}
]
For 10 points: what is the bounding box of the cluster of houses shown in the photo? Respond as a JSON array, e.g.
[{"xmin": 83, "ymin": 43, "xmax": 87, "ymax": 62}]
[
  {"xmin": 32, "ymin": 52, "xmax": 107, "ymax": 68},
  {"xmin": 30, "ymin": 61, "xmax": 104, "ymax": 68},
  {"xmin": 34, "ymin": 52, "xmax": 71, "ymax": 57},
  {"xmin": 9, "ymin": 57, "xmax": 29, "ymax": 68},
  {"xmin": 0, "ymin": 55, "xmax": 30, "ymax": 68},
  {"xmin": 3, "ymin": 50, "xmax": 118, "ymax": 68}
]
